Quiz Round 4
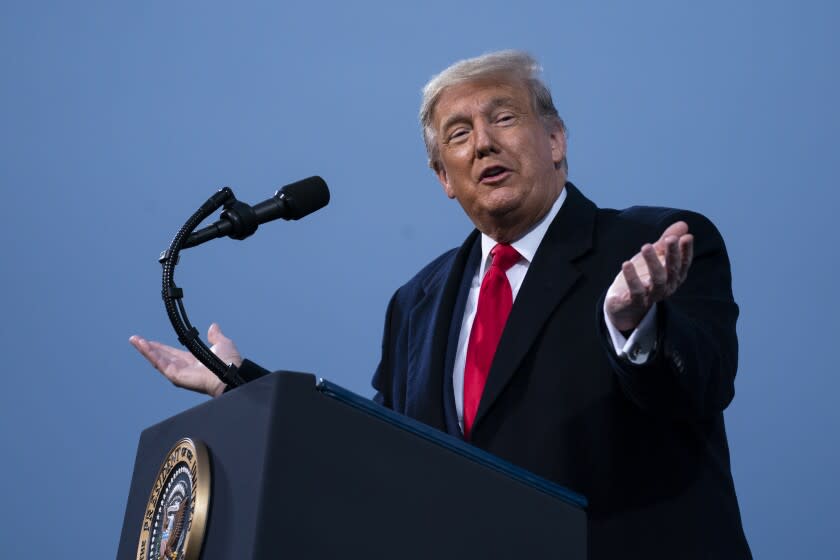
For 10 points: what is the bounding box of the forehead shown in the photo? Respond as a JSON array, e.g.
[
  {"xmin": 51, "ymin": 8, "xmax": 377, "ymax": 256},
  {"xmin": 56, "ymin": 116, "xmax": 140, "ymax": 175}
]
[{"xmin": 432, "ymin": 78, "xmax": 532, "ymax": 128}]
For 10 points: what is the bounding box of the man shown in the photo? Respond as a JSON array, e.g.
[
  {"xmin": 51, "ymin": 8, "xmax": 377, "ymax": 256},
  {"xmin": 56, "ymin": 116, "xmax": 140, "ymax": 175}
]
[{"xmin": 131, "ymin": 51, "xmax": 751, "ymax": 558}]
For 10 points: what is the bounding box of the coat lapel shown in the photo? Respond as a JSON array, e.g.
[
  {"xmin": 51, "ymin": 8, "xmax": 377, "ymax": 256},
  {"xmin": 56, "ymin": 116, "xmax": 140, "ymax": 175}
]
[
  {"xmin": 473, "ymin": 183, "xmax": 598, "ymax": 431},
  {"xmin": 405, "ymin": 230, "xmax": 480, "ymax": 430},
  {"xmin": 441, "ymin": 239, "xmax": 482, "ymax": 437}
]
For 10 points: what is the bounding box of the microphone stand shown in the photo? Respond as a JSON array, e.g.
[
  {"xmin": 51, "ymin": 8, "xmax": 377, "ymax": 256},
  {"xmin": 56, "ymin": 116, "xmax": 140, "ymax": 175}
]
[{"xmin": 157, "ymin": 187, "xmax": 249, "ymax": 388}]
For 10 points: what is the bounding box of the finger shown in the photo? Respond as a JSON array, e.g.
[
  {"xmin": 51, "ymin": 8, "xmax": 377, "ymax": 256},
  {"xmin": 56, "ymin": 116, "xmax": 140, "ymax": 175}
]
[
  {"xmin": 207, "ymin": 322, "xmax": 227, "ymax": 345},
  {"xmin": 207, "ymin": 323, "xmax": 243, "ymax": 367},
  {"xmin": 658, "ymin": 221, "xmax": 689, "ymax": 244},
  {"xmin": 665, "ymin": 236, "xmax": 681, "ymax": 292},
  {"xmin": 130, "ymin": 335, "xmax": 157, "ymax": 361},
  {"xmin": 642, "ymin": 243, "xmax": 667, "ymax": 299},
  {"xmin": 145, "ymin": 339, "xmax": 192, "ymax": 361},
  {"xmin": 629, "ymin": 242, "xmax": 666, "ymax": 281},
  {"xmin": 622, "ymin": 260, "xmax": 648, "ymax": 305},
  {"xmin": 133, "ymin": 338, "xmax": 194, "ymax": 376},
  {"xmin": 130, "ymin": 336, "xmax": 170, "ymax": 371},
  {"xmin": 678, "ymin": 234, "xmax": 694, "ymax": 281}
]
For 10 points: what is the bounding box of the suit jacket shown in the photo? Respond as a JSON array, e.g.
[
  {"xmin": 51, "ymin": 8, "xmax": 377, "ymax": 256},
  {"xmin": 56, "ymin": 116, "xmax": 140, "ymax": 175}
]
[{"xmin": 372, "ymin": 183, "xmax": 751, "ymax": 559}]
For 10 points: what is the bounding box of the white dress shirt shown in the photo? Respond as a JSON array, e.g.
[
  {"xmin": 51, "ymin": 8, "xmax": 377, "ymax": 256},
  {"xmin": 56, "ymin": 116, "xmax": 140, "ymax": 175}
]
[{"xmin": 452, "ymin": 188, "xmax": 657, "ymax": 430}]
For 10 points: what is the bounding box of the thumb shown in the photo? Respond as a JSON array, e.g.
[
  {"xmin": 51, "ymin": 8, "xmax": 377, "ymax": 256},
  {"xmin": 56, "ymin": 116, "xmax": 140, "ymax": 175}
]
[{"xmin": 207, "ymin": 323, "xmax": 226, "ymax": 345}]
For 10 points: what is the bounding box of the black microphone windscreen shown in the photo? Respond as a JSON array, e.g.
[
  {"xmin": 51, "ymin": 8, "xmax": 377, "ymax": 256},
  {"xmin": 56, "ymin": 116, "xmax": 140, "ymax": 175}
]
[{"xmin": 279, "ymin": 176, "xmax": 330, "ymax": 219}]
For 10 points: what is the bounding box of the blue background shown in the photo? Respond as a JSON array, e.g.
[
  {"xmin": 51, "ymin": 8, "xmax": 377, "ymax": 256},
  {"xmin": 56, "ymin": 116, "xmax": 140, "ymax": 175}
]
[{"xmin": 1, "ymin": 1, "xmax": 837, "ymax": 557}]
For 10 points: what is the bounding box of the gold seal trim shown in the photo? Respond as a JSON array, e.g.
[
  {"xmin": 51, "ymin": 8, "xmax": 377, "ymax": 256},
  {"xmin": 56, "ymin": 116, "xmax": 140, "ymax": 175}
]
[{"xmin": 136, "ymin": 438, "xmax": 211, "ymax": 560}]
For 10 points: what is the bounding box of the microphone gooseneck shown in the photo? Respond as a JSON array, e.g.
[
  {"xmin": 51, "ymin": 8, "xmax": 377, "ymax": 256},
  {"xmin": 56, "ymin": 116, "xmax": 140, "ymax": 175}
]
[{"xmin": 158, "ymin": 176, "xmax": 330, "ymax": 387}]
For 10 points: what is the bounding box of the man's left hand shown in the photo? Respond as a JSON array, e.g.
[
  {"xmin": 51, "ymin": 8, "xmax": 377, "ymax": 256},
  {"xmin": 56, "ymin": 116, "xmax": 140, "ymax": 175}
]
[{"xmin": 605, "ymin": 221, "xmax": 694, "ymax": 332}]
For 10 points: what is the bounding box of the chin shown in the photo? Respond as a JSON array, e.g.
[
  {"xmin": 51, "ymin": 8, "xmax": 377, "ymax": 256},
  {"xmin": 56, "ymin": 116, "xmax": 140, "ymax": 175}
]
[
  {"xmin": 476, "ymin": 204, "xmax": 524, "ymax": 237},
  {"xmin": 477, "ymin": 197, "xmax": 516, "ymax": 217},
  {"xmin": 484, "ymin": 188, "xmax": 523, "ymax": 210}
]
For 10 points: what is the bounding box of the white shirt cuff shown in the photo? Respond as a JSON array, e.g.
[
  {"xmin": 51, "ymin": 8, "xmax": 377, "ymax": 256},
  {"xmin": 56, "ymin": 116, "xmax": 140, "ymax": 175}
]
[{"xmin": 603, "ymin": 302, "xmax": 658, "ymax": 365}]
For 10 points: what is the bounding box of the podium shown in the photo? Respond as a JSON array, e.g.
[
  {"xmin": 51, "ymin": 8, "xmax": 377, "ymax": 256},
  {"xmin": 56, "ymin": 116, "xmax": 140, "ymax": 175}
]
[{"xmin": 117, "ymin": 372, "xmax": 587, "ymax": 559}]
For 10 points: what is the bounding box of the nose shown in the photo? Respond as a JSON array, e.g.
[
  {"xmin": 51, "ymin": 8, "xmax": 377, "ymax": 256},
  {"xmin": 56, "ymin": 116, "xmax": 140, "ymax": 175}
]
[{"xmin": 473, "ymin": 120, "xmax": 498, "ymax": 158}]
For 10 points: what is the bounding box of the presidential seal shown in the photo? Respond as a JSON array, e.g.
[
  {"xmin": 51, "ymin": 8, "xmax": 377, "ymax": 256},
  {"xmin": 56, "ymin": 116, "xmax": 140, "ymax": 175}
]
[{"xmin": 136, "ymin": 438, "xmax": 210, "ymax": 560}]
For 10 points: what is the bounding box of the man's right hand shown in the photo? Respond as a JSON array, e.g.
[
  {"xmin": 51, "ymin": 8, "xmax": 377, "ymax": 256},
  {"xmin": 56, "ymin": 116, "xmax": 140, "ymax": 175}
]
[{"xmin": 129, "ymin": 323, "xmax": 241, "ymax": 398}]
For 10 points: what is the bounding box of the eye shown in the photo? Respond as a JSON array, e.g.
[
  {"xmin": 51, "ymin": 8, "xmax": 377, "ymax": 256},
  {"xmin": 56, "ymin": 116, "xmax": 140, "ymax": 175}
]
[
  {"xmin": 495, "ymin": 112, "xmax": 515, "ymax": 124},
  {"xmin": 447, "ymin": 128, "xmax": 470, "ymax": 142}
]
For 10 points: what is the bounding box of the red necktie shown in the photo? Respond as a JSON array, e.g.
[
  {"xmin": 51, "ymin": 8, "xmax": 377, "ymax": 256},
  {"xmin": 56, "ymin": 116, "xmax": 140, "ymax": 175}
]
[{"xmin": 463, "ymin": 244, "xmax": 521, "ymax": 439}]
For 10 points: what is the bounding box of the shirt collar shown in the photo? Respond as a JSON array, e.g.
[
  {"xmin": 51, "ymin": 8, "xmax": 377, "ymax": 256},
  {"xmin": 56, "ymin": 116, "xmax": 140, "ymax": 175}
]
[{"xmin": 479, "ymin": 186, "xmax": 568, "ymax": 276}]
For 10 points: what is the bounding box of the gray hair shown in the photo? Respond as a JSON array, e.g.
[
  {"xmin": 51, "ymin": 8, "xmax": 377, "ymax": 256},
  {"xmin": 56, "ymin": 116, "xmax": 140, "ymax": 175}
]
[{"xmin": 419, "ymin": 50, "xmax": 566, "ymax": 170}]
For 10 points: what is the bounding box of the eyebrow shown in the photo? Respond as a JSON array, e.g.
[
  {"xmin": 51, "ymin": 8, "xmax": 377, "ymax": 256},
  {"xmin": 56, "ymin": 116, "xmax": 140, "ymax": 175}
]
[{"xmin": 439, "ymin": 96, "xmax": 520, "ymax": 134}]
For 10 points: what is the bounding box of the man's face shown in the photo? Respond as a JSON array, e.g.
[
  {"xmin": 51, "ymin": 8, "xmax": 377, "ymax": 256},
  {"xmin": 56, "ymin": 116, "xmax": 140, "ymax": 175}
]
[{"xmin": 431, "ymin": 77, "xmax": 566, "ymax": 242}]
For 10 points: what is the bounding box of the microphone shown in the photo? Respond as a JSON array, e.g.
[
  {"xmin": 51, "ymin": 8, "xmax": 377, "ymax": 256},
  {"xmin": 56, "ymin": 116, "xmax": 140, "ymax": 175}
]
[{"xmin": 183, "ymin": 176, "xmax": 330, "ymax": 248}]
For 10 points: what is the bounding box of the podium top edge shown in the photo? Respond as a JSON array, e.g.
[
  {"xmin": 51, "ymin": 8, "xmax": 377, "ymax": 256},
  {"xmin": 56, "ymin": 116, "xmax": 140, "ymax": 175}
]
[{"xmin": 316, "ymin": 378, "xmax": 588, "ymax": 510}]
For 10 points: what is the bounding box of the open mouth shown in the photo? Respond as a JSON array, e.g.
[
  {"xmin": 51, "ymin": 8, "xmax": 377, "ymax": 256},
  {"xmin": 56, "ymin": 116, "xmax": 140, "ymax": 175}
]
[{"xmin": 479, "ymin": 166, "xmax": 510, "ymax": 183}]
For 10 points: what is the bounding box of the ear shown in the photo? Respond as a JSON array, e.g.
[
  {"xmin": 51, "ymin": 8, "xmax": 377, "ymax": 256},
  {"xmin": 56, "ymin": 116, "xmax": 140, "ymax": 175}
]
[
  {"xmin": 549, "ymin": 128, "xmax": 567, "ymax": 166},
  {"xmin": 434, "ymin": 163, "xmax": 456, "ymax": 199}
]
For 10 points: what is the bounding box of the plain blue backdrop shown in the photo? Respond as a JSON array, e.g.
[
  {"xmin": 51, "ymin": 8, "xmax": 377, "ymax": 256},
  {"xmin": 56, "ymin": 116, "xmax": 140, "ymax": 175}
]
[{"xmin": 1, "ymin": 1, "xmax": 837, "ymax": 557}]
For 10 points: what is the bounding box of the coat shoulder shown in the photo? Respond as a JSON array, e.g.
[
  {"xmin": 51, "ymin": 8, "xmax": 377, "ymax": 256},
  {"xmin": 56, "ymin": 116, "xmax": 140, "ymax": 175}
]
[
  {"xmin": 390, "ymin": 246, "xmax": 460, "ymax": 304},
  {"xmin": 596, "ymin": 204, "xmax": 723, "ymax": 241}
]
